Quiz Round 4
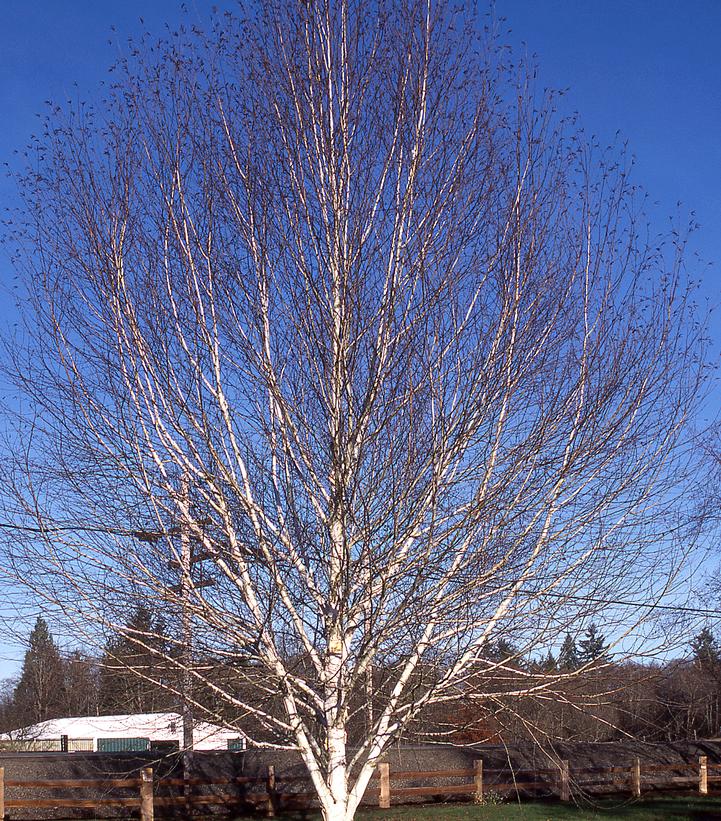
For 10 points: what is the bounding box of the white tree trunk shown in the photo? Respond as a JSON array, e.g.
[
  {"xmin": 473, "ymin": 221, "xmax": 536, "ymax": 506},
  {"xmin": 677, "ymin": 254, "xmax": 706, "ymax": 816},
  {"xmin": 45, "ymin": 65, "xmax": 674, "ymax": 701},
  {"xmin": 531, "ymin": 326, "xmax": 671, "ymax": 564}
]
[
  {"xmin": 1, "ymin": 1, "xmax": 706, "ymax": 819},
  {"xmin": 323, "ymin": 725, "xmax": 349, "ymax": 821}
]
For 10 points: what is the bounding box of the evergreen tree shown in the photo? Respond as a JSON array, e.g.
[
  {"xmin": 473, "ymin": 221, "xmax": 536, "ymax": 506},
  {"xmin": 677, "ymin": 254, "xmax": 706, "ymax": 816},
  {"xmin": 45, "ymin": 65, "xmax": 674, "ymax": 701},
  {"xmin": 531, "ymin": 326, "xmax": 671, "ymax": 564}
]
[
  {"xmin": 578, "ymin": 623, "xmax": 609, "ymax": 664},
  {"xmin": 531, "ymin": 650, "xmax": 557, "ymax": 673},
  {"xmin": 487, "ymin": 638, "xmax": 518, "ymax": 663},
  {"xmin": 99, "ymin": 606, "xmax": 174, "ymax": 714},
  {"xmin": 691, "ymin": 626, "xmax": 721, "ymax": 673},
  {"xmin": 558, "ymin": 633, "xmax": 579, "ymax": 670},
  {"xmin": 13, "ymin": 617, "xmax": 65, "ymax": 726},
  {"xmin": 63, "ymin": 651, "xmax": 100, "ymax": 717}
]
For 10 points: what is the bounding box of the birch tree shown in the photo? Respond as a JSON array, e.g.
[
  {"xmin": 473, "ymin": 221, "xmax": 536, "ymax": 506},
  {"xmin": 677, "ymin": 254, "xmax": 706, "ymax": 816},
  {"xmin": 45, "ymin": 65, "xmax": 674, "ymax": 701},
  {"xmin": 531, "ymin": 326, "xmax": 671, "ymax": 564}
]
[{"xmin": 1, "ymin": 2, "xmax": 705, "ymax": 819}]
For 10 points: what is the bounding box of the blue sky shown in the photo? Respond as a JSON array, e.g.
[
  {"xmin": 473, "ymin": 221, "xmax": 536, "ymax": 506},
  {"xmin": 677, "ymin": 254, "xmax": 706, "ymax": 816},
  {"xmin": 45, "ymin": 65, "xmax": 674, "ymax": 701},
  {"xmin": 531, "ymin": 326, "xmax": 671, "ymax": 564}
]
[
  {"xmin": 0, "ymin": 1, "xmax": 719, "ymax": 677},
  {"xmin": 498, "ymin": 0, "xmax": 721, "ymax": 265}
]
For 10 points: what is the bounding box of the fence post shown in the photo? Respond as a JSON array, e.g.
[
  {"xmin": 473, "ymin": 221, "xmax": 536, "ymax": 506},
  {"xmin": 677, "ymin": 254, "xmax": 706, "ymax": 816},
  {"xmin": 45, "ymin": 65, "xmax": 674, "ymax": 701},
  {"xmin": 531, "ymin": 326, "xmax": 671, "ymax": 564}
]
[
  {"xmin": 632, "ymin": 758, "xmax": 641, "ymax": 798},
  {"xmin": 266, "ymin": 764, "xmax": 276, "ymax": 818},
  {"xmin": 0, "ymin": 766, "xmax": 5, "ymax": 820},
  {"xmin": 474, "ymin": 758, "xmax": 483, "ymax": 803},
  {"xmin": 560, "ymin": 760, "xmax": 570, "ymax": 802},
  {"xmin": 700, "ymin": 755, "xmax": 708, "ymax": 795},
  {"xmin": 140, "ymin": 767, "xmax": 154, "ymax": 821},
  {"xmin": 379, "ymin": 762, "xmax": 390, "ymax": 809}
]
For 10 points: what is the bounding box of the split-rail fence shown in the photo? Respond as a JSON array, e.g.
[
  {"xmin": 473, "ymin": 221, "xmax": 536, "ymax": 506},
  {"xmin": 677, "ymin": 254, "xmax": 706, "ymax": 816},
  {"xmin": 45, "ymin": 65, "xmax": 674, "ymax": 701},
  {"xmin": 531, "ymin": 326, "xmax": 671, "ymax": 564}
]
[{"xmin": 0, "ymin": 755, "xmax": 720, "ymax": 817}]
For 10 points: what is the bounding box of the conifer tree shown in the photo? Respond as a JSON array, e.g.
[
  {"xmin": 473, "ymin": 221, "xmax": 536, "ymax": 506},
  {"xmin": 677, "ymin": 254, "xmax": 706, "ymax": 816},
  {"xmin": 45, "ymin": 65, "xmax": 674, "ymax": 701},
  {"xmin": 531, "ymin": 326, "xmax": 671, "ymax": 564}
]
[
  {"xmin": 63, "ymin": 651, "xmax": 100, "ymax": 717},
  {"xmin": 578, "ymin": 623, "xmax": 609, "ymax": 664},
  {"xmin": 490, "ymin": 639, "xmax": 519, "ymax": 663},
  {"xmin": 691, "ymin": 626, "xmax": 721, "ymax": 673},
  {"xmin": 558, "ymin": 633, "xmax": 579, "ymax": 670},
  {"xmin": 13, "ymin": 617, "xmax": 65, "ymax": 726},
  {"xmin": 99, "ymin": 606, "xmax": 173, "ymax": 714}
]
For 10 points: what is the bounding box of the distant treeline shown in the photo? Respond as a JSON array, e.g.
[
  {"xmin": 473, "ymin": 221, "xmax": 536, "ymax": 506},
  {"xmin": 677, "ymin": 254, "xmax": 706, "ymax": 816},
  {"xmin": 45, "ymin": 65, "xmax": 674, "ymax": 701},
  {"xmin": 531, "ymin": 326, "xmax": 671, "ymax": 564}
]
[{"xmin": 2, "ymin": 613, "xmax": 720, "ymax": 745}]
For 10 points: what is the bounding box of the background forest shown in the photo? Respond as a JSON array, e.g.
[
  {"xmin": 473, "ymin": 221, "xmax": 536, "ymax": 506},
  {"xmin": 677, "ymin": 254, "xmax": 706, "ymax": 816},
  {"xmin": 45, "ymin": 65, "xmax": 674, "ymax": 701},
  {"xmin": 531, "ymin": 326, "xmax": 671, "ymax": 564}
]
[{"xmin": 4, "ymin": 615, "xmax": 721, "ymax": 747}]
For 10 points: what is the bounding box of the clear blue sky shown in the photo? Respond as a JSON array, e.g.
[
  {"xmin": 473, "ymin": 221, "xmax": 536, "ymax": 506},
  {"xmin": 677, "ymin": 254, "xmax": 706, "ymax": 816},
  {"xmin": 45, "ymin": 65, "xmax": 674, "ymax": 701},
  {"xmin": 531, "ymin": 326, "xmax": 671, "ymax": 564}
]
[{"xmin": 0, "ymin": 0, "xmax": 719, "ymax": 677}]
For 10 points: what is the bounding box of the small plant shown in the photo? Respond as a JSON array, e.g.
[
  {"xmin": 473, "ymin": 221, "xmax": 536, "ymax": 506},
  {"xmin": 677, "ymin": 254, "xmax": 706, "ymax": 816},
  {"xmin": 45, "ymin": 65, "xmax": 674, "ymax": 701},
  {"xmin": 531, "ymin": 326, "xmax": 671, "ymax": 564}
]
[{"xmin": 474, "ymin": 789, "xmax": 504, "ymax": 806}]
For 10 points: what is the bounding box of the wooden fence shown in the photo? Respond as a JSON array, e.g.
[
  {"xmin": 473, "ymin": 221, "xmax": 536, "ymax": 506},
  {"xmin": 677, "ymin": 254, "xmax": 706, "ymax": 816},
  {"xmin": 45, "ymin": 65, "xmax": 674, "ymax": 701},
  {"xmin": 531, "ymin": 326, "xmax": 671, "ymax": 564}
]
[
  {"xmin": 373, "ymin": 756, "xmax": 721, "ymax": 808},
  {"xmin": 1, "ymin": 756, "xmax": 721, "ymax": 817}
]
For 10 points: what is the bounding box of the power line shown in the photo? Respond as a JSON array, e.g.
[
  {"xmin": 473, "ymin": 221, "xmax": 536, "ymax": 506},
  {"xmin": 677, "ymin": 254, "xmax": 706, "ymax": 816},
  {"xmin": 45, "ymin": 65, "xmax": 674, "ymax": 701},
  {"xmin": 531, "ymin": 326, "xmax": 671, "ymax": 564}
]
[
  {"xmin": 2, "ymin": 520, "xmax": 718, "ymax": 618},
  {"xmin": 525, "ymin": 588, "xmax": 720, "ymax": 620}
]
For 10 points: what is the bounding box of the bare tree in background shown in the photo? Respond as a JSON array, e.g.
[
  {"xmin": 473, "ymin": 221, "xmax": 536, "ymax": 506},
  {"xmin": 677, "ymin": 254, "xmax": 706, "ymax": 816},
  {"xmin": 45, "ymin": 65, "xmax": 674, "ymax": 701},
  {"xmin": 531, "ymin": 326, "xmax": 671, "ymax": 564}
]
[{"xmin": 0, "ymin": 2, "xmax": 706, "ymax": 819}]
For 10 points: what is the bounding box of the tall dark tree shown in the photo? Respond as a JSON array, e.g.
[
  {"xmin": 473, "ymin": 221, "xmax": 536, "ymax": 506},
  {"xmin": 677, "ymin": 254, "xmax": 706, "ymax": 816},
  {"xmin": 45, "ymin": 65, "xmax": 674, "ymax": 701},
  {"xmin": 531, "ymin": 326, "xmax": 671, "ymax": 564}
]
[
  {"xmin": 98, "ymin": 606, "xmax": 174, "ymax": 714},
  {"xmin": 488, "ymin": 639, "xmax": 519, "ymax": 663},
  {"xmin": 691, "ymin": 627, "xmax": 720, "ymax": 673},
  {"xmin": 13, "ymin": 617, "xmax": 65, "ymax": 727},
  {"xmin": 63, "ymin": 651, "xmax": 100, "ymax": 717},
  {"xmin": 558, "ymin": 633, "xmax": 580, "ymax": 670},
  {"xmin": 579, "ymin": 624, "xmax": 610, "ymax": 664}
]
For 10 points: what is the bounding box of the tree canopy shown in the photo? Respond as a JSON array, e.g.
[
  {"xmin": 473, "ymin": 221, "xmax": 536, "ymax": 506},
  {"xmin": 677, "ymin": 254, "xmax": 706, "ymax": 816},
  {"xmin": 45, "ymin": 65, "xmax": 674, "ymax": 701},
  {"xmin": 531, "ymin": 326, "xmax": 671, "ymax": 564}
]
[{"xmin": 0, "ymin": 2, "xmax": 706, "ymax": 819}]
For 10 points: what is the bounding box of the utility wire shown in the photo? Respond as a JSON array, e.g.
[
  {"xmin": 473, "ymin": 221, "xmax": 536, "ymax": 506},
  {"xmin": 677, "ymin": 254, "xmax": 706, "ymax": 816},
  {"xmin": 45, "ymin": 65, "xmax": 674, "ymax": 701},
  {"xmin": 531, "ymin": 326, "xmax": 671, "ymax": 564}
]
[
  {"xmin": 523, "ymin": 589, "xmax": 720, "ymax": 619},
  {"xmin": 1, "ymin": 521, "xmax": 718, "ymax": 618}
]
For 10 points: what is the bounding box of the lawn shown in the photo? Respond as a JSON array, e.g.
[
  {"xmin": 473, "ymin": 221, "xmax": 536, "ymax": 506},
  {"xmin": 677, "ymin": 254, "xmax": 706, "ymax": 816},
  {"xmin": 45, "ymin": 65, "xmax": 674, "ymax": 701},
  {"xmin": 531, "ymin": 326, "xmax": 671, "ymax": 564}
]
[{"xmin": 292, "ymin": 797, "xmax": 721, "ymax": 820}]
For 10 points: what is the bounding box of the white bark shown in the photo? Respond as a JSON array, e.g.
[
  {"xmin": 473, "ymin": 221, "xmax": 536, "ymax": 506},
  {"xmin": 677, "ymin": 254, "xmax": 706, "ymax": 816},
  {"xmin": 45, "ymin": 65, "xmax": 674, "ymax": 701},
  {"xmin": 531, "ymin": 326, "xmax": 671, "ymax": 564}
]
[{"xmin": 0, "ymin": 2, "xmax": 706, "ymax": 819}]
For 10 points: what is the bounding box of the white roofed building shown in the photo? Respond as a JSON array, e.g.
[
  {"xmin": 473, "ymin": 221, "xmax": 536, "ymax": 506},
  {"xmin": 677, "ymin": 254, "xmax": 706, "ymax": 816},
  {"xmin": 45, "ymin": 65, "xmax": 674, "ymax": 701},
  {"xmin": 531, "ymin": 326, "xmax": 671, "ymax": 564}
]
[{"xmin": 0, "ymin": 712, "xmax": 246, "ymax": 752}]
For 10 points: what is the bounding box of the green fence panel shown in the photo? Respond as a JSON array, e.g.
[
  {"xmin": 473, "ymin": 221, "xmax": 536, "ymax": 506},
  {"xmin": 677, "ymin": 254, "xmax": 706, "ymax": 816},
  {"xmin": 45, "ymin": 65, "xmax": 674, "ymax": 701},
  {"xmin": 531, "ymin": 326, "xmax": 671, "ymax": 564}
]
[{"xmin": 97, "ymin": 737, "xmax": 150, "ymax": 752}]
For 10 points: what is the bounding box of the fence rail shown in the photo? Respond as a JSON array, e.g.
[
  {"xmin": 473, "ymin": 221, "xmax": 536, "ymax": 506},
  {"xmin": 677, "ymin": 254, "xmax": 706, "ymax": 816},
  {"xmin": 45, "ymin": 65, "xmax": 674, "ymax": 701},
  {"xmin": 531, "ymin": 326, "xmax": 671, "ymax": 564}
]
[{"xmin": 0, "ymin": 755, "xmax": 718, "ymax": 817}]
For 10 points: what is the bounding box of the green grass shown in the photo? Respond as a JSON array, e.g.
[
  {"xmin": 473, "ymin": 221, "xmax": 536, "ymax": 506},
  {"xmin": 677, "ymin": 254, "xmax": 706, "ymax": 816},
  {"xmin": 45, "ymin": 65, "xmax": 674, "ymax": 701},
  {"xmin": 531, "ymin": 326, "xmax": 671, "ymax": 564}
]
[{"xmin": 288, "ymin": 797, "xmax": 721, "ymax": 820}]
